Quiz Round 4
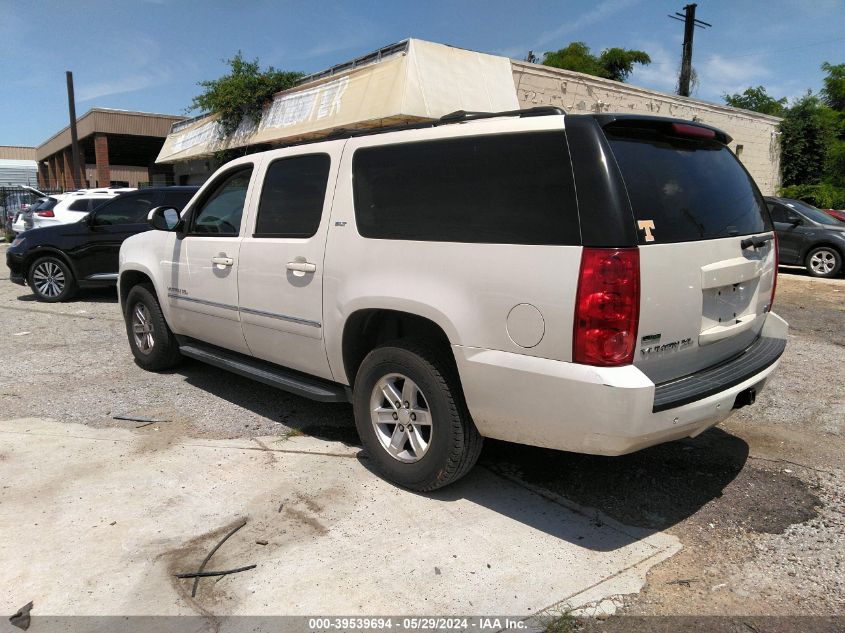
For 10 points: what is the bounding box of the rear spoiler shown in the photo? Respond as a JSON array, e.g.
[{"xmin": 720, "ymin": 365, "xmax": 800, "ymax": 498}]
[{"xmin": 590, "ymin": 114, "xmax": 733, "ymax": 145}]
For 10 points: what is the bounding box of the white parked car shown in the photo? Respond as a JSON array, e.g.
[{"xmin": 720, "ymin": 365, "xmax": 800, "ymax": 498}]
[
  {"xmin": 12, "ymin": 188, "xmax": 135, "ymax": 234},
  {"xmin": 118, "ymin": 108, "xmax": 788, "ymax": 491}
]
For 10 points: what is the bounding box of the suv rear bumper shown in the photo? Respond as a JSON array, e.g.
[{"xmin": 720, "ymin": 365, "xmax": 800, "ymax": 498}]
[{"xmin": 453, "ymin": 312, "xmax": 788, "ymax": 456}]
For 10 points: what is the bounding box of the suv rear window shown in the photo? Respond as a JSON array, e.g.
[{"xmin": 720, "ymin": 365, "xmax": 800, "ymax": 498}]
[
  {"xmin": 353, "ymin": 132, "xmax": 579, "ymax": 245},
  {"xmin": 67, "ymin": 199, "xmax": 93, "ymax": 212},
  {"xmin": 605, "ymin": 124, "xmax": 771, "ymax": 243}
]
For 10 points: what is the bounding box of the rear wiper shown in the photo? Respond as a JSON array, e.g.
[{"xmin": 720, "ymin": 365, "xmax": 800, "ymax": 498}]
[{"xmin": 741, "ymin": 234, "xmax": 774, "ymax": 250}]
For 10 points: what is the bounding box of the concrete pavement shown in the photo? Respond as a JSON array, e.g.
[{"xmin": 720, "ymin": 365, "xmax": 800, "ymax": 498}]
[{"xmin": 0, "ymin": 417, "xmax": 680, "ymax": 618}]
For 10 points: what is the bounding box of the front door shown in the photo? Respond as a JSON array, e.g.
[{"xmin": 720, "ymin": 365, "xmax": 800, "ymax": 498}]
[
  {"xmin": 77, "ymin": 191, "xmax": 161, "ymax": 280},
  {"xmin": 167, "ymin": 164, "xmax": 256, "ymax": 354},
  {"xmin": 237, "ymin": 148, "xmax": 340, "ymax": 380}
]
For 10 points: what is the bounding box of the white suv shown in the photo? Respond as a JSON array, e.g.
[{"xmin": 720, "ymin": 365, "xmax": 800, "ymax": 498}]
[
  {"xmin": 12, "ymin": 188, "xmax": 135, "ymax": 234},
  {"xmin": 118, "ymin": 108, "xmax": 788, "ymax": 491}
]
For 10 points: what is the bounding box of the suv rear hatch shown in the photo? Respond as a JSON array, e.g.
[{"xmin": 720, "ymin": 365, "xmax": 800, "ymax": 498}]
[{"xmin": 599, "ymin": 117, "xmax": 776, "ymax": 385}]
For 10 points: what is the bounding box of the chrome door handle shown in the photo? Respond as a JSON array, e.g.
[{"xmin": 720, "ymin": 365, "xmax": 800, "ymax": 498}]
[
  {"xmin": 211, "ymin": 256, "xmax": 234, "ymax": 266},
  {"xmin": 286, "ymin": 261, "xmax": 317, "ymax": 273}
]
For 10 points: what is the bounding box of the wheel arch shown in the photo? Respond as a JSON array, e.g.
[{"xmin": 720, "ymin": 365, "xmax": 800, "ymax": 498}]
[
  {"xmin": 23, "ymin": 247, "xmax": 77, "ymax": 282},
  {"xmin": 341, "ymin": 308, "xmax": 455, "ymax": 387},
  {"xmin": 118, "ymin": 267, "xmax": 156, "ymax": 312},
  {"xmin": 802, "ymin": 241, "xmax": 844, "ymax": 262}
]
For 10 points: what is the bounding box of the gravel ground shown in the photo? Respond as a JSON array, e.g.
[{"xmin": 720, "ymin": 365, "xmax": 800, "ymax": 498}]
[{"xmin": 1, "ymin": 244, "xmax": 843, "ymax": 623}]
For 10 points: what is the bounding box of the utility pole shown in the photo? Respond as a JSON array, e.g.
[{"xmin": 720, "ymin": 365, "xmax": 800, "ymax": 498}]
[
  {"xmin": 65, "ymin": 71, "xmax": 84, "ymax": 189},
  {"xmin": 668, "ymin": 4, "xmax": 711, "ymax": 97}
]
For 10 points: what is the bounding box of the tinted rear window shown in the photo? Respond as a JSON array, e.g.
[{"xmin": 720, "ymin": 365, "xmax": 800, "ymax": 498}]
[
  {"xmin": 255, "ymin": 154, "xmax": 330, "ymax": 238},
  {"xmin": 353, "ymin": 132, "xmax": 579, "ymax": 245},
  {"xmin": 67, "ymin": 199, "xmax": 92, "ymax": 212},
  {"xmin": 606, "ymin": 127, "xmax": 771, "ymax": 243}
]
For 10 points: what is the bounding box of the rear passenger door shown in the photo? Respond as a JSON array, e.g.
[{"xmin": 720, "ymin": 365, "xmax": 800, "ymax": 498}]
[{"xmin": 237, "ymin": 145, "xmax": 341, "ymax": 380}]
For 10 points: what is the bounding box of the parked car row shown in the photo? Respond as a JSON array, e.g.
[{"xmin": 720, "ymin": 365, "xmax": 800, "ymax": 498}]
[
  {"xmin": 6, "ymin": 187, "xmax": 197, "ymax": 301},
  {"xmin": 10, "ymin": 187, "xmax": 137, "ymax": 235}
]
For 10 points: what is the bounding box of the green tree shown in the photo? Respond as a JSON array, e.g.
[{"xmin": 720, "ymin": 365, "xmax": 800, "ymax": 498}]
[
  {"xmin": 723, "ymin": 86, "xmax": 787, "ymax": 117},
  {"xmin": 191, "ymin": 52, "xmax": 303, "ymax": 137},
  {"xmin": 820, "ymin": 61, "xmax": 845, "ymax": 111},
  {"xmin": 779, "ymin": 93, "xmax": 838, "ymax": 187},
  {"xmin": 541, "ymin": 42, "xmax": 651, "ymax": 82}
]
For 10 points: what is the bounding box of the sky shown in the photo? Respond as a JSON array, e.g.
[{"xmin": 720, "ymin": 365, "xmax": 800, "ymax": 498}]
[{"xmin": 1, "ymin": 0, "xmax": 844, "ymax": 147}]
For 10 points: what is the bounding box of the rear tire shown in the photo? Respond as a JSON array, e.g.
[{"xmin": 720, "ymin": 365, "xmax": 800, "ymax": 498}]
[
  {"xmin": 27, "ymin": 256, "xmax": 77, "ymax": 302},
  {"xmin": 124, "ymin": 284, "xmax": 181, "ymax": 371},
  {"xmin": 805, "ymin": 246, "xmax": 842, "ymax": 278},
  {"xmin": 353, "ymin": 341, "xmax": 483, "ymax": 491}
]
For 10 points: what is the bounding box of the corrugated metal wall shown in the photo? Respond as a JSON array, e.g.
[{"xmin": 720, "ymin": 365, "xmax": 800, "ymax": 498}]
[{"xmin": 0, "ymin": 160, "xmax": 38, "ymax": 186}]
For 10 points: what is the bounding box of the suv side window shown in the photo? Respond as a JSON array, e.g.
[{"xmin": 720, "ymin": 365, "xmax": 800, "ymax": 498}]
[
  {"xmin": 767, "ymin": 202, "xmax": 788, "ymax": 223},
  {"xmin": 93, "ymin": 193, "xmax": 158, "ymax": 225},
  {"xmin": 254, "ymin": 154, "xmax": 331, "ymax": 238},
  {"xmin": 190, "ymin": 166, "xmax": 253, "ymax": 236},
  {"xmin": 67, "ymin": 199, "xmax": 94, "ymax": 212},
  {"xmin": 352, "ymin": 132, "xmax": 579, "ymax": 245}
]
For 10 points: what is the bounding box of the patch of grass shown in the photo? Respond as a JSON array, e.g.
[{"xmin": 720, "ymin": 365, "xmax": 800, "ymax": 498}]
[
  {"xmin": 539, "ymin": 607, "xmax": 578, "ymax": 633},
  {"xmin": 276, "ymin": 428, "xmax": 306, "ymax": 441}
]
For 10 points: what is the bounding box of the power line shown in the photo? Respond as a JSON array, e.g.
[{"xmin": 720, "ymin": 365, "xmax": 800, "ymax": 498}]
[{"xmin": 647, "ymin": 35, "xmax": 845, "ymax": 70}]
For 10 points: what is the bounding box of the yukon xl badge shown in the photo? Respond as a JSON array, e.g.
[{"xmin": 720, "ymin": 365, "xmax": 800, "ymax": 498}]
[
  {"xmin": 637, "ymin": 219, "xmax": 656, "ymax": 242},
  {"xmin": 640, "ymin": 333, "xmax": 693, "ymax": 358}
]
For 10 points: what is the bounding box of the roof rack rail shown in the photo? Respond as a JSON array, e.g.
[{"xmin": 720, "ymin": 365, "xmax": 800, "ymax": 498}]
[
  {"xmin": 439, "ymin": 106, "xmax": 566, "ymax": 124},
  {"xmin": 270, "ymin": 106, "xmax": 567, "ymax": 151}
]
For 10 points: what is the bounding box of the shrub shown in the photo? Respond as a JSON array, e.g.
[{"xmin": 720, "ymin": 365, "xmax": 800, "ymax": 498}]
[{"xmin": 778, "ymin": 183, "xmax": 845, "ymax": 209}]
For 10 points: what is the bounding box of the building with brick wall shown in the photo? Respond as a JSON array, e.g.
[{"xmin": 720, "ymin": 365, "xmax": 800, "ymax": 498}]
[
  {"xmin": 511, "ymin": 61, "xmax": 782, "ymax": 195},
  {"xmin": 35, "ymin": 108, "xmax": 185, "ymax": 190},
  {"xmin": 154, "ymin": 39, "xmax": 782, "ymax": 195}
]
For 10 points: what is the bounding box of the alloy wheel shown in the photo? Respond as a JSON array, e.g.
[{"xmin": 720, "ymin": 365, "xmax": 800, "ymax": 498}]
[
  {"xmin": 131, "ymin": 303, "xmax": 155, "ymax": 354},
  {"xmin": 809, "ymin": 249, "xmax": 837, "ymax": 276},
  {"xmin": 32, "ymin": 261, "xmax": 65, "ymax": 298},
  {"xmin": 370, "ymin": 373, "xmax": 433, "ymax": 463}
]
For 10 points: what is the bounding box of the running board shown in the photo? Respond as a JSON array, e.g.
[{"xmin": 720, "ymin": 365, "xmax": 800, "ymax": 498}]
[{"xmin": 178, "ymin": 340, "xmax": 350, "ymax": 403}]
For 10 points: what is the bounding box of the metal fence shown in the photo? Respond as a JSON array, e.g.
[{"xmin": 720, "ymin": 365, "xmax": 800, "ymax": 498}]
[{"xmin": 0, "ymin": 185, "xmax": 63, "ymax": 240}]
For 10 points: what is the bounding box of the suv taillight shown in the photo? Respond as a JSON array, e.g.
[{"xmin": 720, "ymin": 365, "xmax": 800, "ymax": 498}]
[
  {"xmin": 35, "ymin": 210, "xmax": 54, "ymax": 217},
  {"xmin": 769, "ymin": 232, "xmax": 779, "ymax": 311},
  {"xmin": 573, "ymin": 248, "xmax": 640, "ymax": 366}
]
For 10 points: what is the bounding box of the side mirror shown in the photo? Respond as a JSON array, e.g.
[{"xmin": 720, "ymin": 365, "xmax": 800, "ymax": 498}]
[
  {"xmin": 148, "ymin": 206, "xmax": 181, "ymax": 231},
  {"xmin": 786, "ymin": 212, "xmax": 802, "ymax": 226}
]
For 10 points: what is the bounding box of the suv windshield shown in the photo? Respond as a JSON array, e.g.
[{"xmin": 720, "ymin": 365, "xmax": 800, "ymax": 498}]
[{"xmin": 605, "ymin": 124, "xmax": 771, "ymax": 243}]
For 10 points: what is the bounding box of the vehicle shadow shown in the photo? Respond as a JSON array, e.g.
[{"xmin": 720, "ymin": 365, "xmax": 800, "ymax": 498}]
[
  {"xmin": 175, "ymin": 358, "xmax": 748, "ymax": 550},
  {"xmin": 16, "ymin": 287, "xmax": 118, "ymax": 303},
  {"xmin": 174, "ymin": 357, "xmax": 360, "ymax": 442},
  {"xmin": 357, "ymin": 428, "xmax": 749, "ymax": 551}
]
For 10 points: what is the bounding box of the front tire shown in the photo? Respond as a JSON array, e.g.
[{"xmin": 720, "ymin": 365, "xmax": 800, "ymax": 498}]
[
  {"xmin": 806, "ymin": 246, "xmax": 842, "ymax": 278},
  {"xmin": 28, "ymin": 256, "xmax": 77, "ymax": 302},
  {"xmin": 353, "ymin": 341, "xmax": 483, "ymax": 491},
  {"xmin": 124, "ymin": 284, "xmax": 181, "ymax": 371}
]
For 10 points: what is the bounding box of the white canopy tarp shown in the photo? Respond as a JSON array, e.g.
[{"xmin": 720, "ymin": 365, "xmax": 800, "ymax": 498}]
[{"xmin": 156, "ymin": 39, "xmax": 519, "ymax": 164}]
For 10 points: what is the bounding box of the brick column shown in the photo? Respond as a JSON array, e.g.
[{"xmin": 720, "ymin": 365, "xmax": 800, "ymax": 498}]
[
  {"xmin": 94, "ymin": 134, "xmax": 110, "ymax": 187},
  {"xmin": 49, "ymin": 155, "xmax": 60, "ymax": 189},
  {"xmin": 62, "ymin": 149, "xmax": 79, "ymax": 190},
  {"xmin": 38, "ymin": 162, "xmax": 49, "ymax": 188}
]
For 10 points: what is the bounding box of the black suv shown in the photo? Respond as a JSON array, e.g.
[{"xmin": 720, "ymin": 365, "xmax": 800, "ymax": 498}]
[
  {"xmin": 765, "ymin": 196, "xmax": 845, "ymax": 278},
  {"xmin": 6, "ymin": 186, "xmax": 198, "ymax": 302}
]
